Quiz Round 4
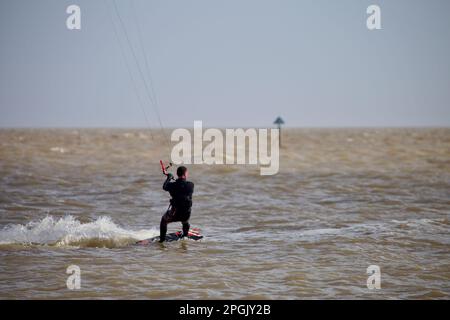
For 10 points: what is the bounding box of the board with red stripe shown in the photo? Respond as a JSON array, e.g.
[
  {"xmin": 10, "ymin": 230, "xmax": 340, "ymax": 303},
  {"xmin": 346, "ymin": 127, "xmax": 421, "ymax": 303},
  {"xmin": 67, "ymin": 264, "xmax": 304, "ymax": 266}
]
[{"xmin": 135, "ymin": 228, "xmax": 203, "ymax": 245}]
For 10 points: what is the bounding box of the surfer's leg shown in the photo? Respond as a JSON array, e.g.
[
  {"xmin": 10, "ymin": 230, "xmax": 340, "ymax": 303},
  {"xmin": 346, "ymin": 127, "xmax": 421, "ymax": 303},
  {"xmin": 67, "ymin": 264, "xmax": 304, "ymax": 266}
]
[
  {"xmin": 160, "ymin": 209, "xmax": 173, "ymax": 242},
  {"xmin": 159, "ymin": 215, "xmax": 168, "ymax": 242},
  {"xmin": 182, "ymin": 221, "xmax": 190, "ymax": 238}
]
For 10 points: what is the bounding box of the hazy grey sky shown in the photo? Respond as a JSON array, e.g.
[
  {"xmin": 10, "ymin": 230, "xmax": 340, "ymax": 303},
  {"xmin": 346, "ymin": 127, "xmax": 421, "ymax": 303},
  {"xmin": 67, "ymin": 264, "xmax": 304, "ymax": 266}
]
[{"xmin": 1, "ymin": 0, "xmax": 449, "ymax": 128}]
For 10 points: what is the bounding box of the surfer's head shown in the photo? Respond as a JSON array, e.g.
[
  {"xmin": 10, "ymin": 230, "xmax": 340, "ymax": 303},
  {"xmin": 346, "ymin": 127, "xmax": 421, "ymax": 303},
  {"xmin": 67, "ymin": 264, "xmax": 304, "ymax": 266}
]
[{"xmin": 177, "ymin": 166, "xmax": 188, "ymax": 179}]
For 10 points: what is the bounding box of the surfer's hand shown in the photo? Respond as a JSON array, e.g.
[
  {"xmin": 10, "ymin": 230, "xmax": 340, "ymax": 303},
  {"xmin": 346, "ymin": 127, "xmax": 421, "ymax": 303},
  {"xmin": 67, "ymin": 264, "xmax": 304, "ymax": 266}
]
[{"xmin": 166, "ymin": 173, "xmax": 173, "ymax": 180}]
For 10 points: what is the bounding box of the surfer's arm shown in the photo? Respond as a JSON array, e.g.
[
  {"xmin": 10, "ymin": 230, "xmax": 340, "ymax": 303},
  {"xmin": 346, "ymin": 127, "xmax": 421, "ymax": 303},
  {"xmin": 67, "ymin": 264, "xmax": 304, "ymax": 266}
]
[{"xmin": 163, "ymin": 173, "xmax": 174, "ymax": 191}]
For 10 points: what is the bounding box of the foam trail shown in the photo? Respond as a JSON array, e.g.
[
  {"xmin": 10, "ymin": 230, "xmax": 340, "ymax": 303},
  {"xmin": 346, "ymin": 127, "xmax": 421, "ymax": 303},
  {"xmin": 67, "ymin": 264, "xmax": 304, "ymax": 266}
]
[{"xmin": 0, "ymin": 215, "xmax": 158, "ymax": 248}]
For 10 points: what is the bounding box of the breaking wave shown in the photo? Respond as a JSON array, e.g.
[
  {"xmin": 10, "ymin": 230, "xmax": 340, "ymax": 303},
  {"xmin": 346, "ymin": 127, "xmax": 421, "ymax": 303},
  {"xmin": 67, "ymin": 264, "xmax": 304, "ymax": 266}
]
[{"xmin": 0, "ymin": 216, "xmax": 158, "ymax": 248}]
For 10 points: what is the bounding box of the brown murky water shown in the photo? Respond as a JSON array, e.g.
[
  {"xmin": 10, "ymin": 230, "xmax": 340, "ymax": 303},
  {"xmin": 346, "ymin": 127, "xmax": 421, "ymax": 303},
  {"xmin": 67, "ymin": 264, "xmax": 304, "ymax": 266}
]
[{"xmin": 0, "ymin": 128, "xmax": 449, "ymax": 299}]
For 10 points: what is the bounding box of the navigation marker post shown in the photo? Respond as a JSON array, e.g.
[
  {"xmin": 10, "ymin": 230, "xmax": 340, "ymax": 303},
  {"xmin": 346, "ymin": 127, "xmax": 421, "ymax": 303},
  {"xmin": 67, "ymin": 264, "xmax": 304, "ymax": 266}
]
[{"xmin": 273, "ymin": 116, "xmax": 285, "ymax": 147}]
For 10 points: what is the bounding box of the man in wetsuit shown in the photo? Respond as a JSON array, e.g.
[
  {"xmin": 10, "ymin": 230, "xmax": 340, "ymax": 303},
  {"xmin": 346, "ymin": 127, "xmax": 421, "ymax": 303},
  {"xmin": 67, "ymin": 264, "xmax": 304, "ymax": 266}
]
[{"xmin": 160, "ymin": 166, "xmax": 194, "ymax": 242}]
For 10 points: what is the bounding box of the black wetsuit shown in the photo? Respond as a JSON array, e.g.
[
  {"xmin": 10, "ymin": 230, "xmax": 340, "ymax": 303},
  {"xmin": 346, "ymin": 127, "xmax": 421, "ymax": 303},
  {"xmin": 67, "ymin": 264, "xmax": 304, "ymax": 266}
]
[{"xmin": 160, "ymin": 174, "xmax": 194, "ymax": 241}]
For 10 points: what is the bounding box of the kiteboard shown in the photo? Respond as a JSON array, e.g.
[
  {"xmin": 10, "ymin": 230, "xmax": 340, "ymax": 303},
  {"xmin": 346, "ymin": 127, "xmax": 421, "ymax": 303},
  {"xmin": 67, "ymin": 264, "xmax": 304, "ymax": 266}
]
[{"xmin": 135, "ymin": 228, "xmax": 203, "ymax": 245}]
